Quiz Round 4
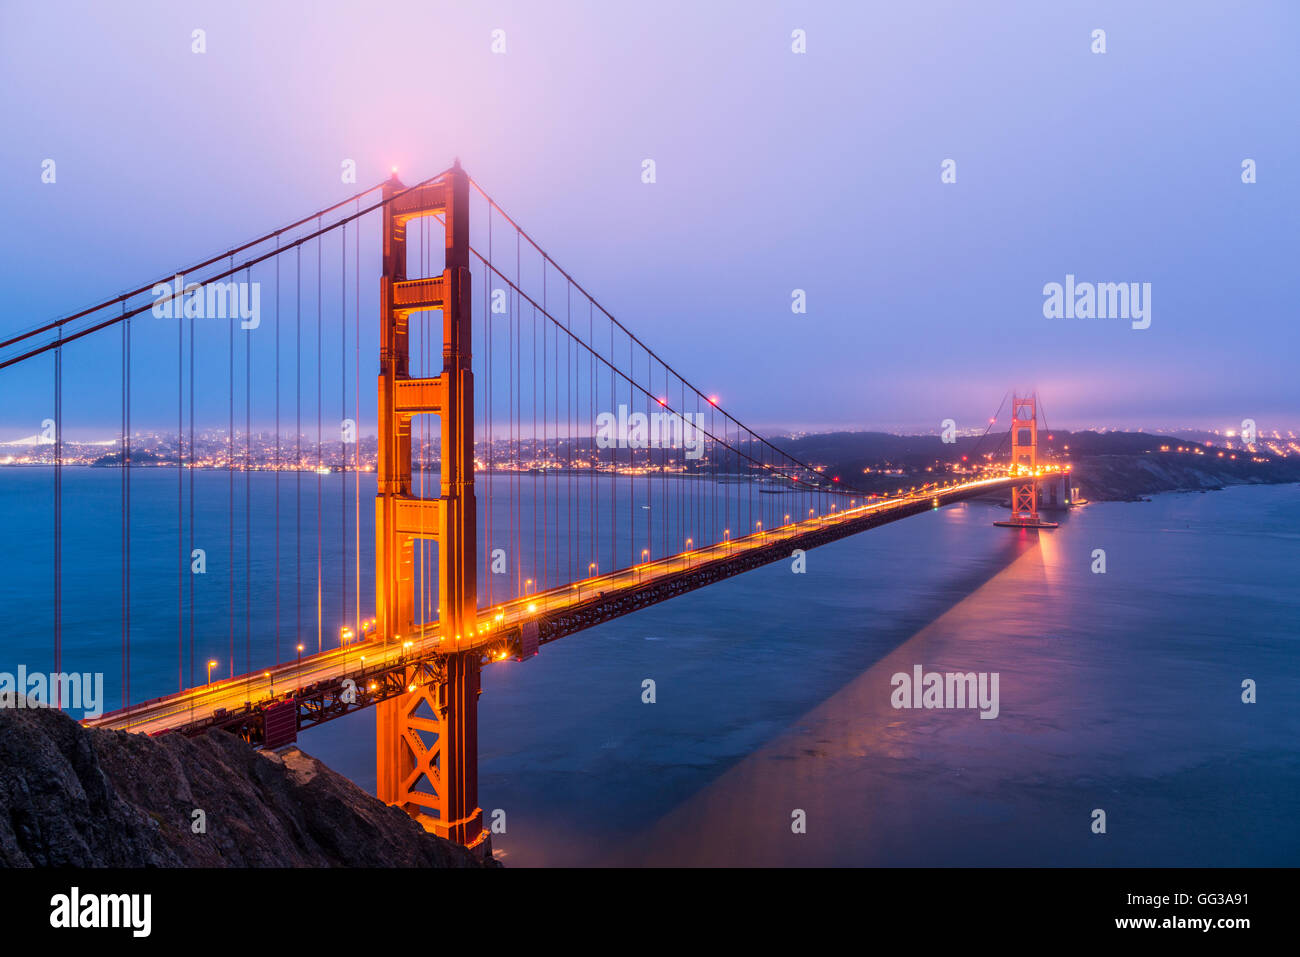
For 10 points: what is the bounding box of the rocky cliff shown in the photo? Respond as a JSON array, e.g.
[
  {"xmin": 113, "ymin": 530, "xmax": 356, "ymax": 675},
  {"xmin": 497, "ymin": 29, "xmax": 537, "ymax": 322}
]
[
  {"xmin": 0, "ymin": 699, "xmax": 492, "ymax": 867},
  {"xmin": 1069, "ymin": 453, "xmax": 1300, "ymax": 502}
]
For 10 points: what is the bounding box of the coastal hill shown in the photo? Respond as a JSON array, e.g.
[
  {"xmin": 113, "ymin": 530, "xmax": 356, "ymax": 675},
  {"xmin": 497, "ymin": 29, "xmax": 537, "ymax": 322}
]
[
  {"xmin": 0, "ymin": 700, "xmax": 492, "ymax": 867},
  {"xmin": 778, "ymin": 429, "xmax": 1300, "ymax": 502}
]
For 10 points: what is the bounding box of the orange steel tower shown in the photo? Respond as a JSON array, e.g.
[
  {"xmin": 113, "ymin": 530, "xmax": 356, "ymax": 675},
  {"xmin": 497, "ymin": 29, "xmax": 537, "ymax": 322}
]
[
  {"xmin": 1010, "ymin": 394, "xmax": 1038, "ymax": 522},
  {"xmin": 374, "ymin": 161, "xmax": 485, "ymax": 850},
  {"xmin": 995, "ymin": 392, "xmax": 1057, "ymax": 529}
]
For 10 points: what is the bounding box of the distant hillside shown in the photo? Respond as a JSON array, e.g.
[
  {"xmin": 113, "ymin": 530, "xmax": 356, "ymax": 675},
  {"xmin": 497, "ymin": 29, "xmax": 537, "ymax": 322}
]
[{"xmin": 777, "ymin": 429, "xmax": 1300, "ymax": 502}]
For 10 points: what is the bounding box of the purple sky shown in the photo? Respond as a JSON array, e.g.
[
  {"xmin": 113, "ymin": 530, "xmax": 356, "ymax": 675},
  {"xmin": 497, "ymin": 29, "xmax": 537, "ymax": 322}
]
[{"xmin": 1, "ymin": 0, "xmax": 1297, "ymax": 436}]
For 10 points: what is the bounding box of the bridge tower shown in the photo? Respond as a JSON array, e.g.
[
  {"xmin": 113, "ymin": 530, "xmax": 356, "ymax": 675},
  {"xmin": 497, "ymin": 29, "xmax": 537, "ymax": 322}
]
[
  {"xmin": 374, "ymin": 161, "xmax": 485, "ymax": 850},
  {"xmin": 1010, "ymin": 393, "xmax": 1039, "ymax": 522},
  {"xmin": 995, "ymin": 392, "xmax": 1057, "ymax": 529}
]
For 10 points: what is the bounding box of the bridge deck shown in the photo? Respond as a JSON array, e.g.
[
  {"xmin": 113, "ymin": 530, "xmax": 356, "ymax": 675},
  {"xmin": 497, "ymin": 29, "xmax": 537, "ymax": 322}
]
[{"xmin": 84, "ymin": 475, "xmax": 1025, "ymax": 741}]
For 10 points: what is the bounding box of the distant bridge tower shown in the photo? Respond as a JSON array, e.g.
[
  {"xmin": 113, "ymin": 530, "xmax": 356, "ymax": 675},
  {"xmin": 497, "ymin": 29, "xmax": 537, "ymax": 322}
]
[
  {"xmin": 1010, "ymin": 394, "xmax": 1039, "ymax": 522},
  {"xmin": 374, "ymin": 161, "xmax": 485, "ymax": 850},
  {"xmin": 995, "ymin": 392, "xmax": 1057, "ymax": 529}
]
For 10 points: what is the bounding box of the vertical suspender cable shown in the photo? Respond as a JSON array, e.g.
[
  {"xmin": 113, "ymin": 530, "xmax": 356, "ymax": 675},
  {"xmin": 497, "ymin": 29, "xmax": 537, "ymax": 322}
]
[
  {"xmin": 590, "ymin": 300, "xmax": 596, "ymax": 574},
  {"xmin": 354, "ymin": 204, "xmax": 360, "ymax": 639},
  {"xmin": 245, "ymin": 264, "xmax": 252, "ymax": 677},
  {"xmin": 515, "ymin": 241, "xmax": 521, "ymax": 596},
  {"xmin": 188, "ymin": 281, "xmax": 195, "ymax": 689},
  {"xmin": 274, "ymin": 240, "xmax": 281, "ymax": 665},
  {"xmin": 296, "ymin": 243, "xmax": 302, "ymax": 651},
  {"xmin": 121, "ymin": 305, "xmax": 131, "ymax": 710},
  {"xmin": 228, "ymin": 255, "xmax": 235, "ymax": 679},
  {"xmin": 341, "ymin": 225, "xmax": 347, "ymax": 648},
  {"xmin": 487, "ymin": 209, "xmax": 494, "ymax": 606},
  {"xmin": 542, "ymin": 260, "xmax": 548, "ymax": 590},
  {"xmin": 609, "ymin": 313, "xmax": 615, "ymax": 571},
  {"xmin": 54, "ymin": 331, "xmax": 62, "ymax": 705},
  {"xmin": 176, "ymin": 285, "xmax": 184, "ymax": 692},
  {"xmin": 316, "ymin": 219, "xmax": 323, "ymax": 654}
]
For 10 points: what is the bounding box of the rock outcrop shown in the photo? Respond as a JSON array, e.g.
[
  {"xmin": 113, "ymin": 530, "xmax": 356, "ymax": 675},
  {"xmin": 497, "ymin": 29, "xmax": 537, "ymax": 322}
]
[{"xmin": 0, "ymin": 699, "xmax": 491, "ymax": 867}]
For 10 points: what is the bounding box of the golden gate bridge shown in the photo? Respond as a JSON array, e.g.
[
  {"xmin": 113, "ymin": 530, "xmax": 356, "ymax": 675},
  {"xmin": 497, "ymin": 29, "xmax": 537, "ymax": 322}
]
[{"xmin": 0, "ymin": 161, "xmax": 1064, "ymax": 854}]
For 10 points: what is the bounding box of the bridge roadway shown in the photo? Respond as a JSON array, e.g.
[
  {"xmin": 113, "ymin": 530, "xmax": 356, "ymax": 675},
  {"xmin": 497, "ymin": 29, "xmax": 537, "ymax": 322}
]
[{"xmin": 84, "ymin": 473, "xmax": 1029, "ymax": 742}]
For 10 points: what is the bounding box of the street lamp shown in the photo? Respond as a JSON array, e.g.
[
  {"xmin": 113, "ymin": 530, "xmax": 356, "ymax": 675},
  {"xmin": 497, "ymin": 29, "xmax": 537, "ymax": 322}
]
[
  {"xmin": 207, "ymin": 659, "xmax": 219, "ymax": 686},
  {"xmin": 296, "ymin": 644, "xmax": 304, "ymax": 691}
]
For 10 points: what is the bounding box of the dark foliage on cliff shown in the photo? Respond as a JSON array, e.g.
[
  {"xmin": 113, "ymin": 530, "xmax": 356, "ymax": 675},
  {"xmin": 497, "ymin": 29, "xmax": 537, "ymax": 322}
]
[{"xmin": 0, "ymin": 701, "xmax": 492, "ymax": 867}]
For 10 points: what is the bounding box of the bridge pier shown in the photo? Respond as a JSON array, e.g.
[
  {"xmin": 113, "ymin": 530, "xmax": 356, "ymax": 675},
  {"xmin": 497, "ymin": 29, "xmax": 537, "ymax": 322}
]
[{"xmin": 375, "ymin": 655, "xmax": 486, "ymax": 850}]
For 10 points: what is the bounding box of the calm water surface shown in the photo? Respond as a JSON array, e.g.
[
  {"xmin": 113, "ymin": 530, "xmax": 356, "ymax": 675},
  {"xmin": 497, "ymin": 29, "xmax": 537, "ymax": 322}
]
[{"xmin": 3, "ymin": 470, "xmax": 1297, "ymax": 865}]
